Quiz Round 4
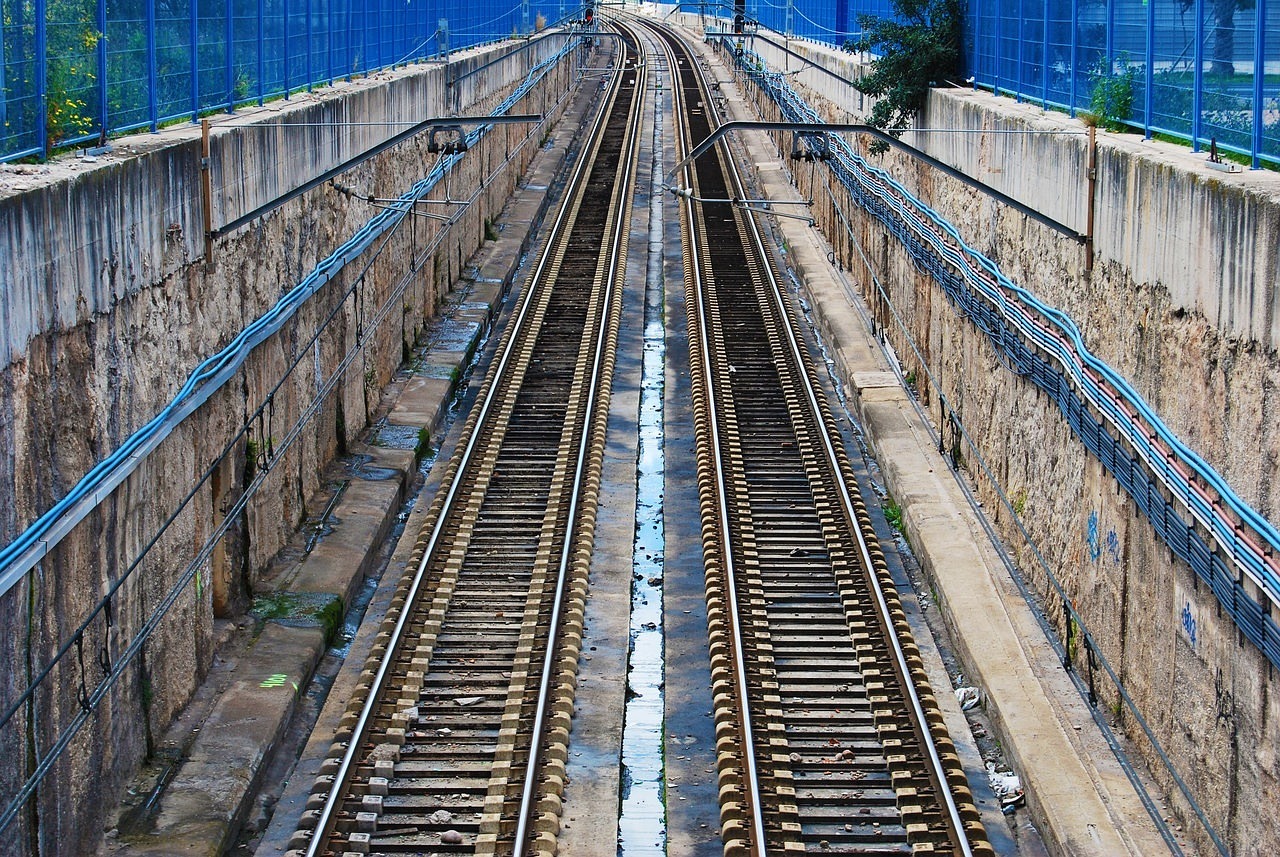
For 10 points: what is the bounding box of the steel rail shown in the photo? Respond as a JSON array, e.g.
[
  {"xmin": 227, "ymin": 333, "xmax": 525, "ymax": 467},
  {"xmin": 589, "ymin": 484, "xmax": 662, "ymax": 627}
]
[
  {"xmin": 512, "ymin": 23, "xmax": 643, "ymax": 855},
  {"xmin": 301, "ymin": 41, "xmax": 627, "ymax": 857},
  {"xmin": 717, "ymin": 100, "xmax": 978, "ymax": 857},
  {"xmin": 664, "ymin": 21, "xmax": 976, "ymax": 853},
  {"xmin": 646, "ymin": 21, "xmax": 769, "ymax": 856}
]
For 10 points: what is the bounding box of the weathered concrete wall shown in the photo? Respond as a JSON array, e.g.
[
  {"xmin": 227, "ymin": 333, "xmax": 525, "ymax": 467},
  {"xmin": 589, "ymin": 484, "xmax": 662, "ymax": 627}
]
[
  {"xmin": 0, "ymin": 35, "xmax": 579, "ymax": 857},
  {"xmin": 728, "ymin": 30, "xmax": 1280, "ymax": 857}
]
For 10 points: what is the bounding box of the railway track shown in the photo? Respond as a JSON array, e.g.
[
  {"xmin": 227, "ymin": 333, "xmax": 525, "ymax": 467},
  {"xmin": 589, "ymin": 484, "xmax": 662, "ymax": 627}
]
[
  {"xmin": 649, "ymin": 23, "xmax": 994, "ymax": 856},
  {"xmin": 286, "ymin": 28, "xmax": 643, "ymax": 857},
  {"xmin": 284, "ymin": 16, "xmax": 994, "ymax": 856}
]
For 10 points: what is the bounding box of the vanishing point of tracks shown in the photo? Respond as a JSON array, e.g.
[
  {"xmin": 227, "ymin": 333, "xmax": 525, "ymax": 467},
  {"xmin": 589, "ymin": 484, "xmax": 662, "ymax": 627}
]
[
  {"xmin": 288, "ymin": 18, "xmax": 993, "ymax": 857},
  {"xmin": 289, "ymin": 26, "xmax": 643, "ymax": 857},
  {"xmin": 651, "ymin": 22, "xmax": 993, "ymax": 856}
]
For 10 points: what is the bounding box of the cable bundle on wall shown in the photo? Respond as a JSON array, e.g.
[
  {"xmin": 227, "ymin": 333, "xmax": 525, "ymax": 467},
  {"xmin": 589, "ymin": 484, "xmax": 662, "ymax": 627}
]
[{"xmin": 743, "ymin": 52, "xmax": 1280, "ymax": 671}]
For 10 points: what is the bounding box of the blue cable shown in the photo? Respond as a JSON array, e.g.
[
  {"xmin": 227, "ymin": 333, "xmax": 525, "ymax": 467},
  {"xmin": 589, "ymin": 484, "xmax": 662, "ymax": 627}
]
[{"xmin": 743, "ymin": 47, "xmax": 1280, "ymax": 644}]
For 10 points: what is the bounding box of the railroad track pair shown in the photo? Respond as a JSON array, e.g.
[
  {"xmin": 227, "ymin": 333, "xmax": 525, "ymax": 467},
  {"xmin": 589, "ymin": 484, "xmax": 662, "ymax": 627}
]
[
  {"xmin": 286, "ymin": 18, "xmax": 992, "ymax": 856},
  {"xmin": 286, "ymin": 29, "xmax": 644, "ymax": 856}
]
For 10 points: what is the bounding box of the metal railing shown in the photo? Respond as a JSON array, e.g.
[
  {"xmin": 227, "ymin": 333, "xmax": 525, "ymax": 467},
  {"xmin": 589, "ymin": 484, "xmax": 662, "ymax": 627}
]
[
  {"xmin": 681, "ymin": 0, "xmax": 1278, "ymax": 169},
  {"xmin": 0, "ymin": 0, "xmax": 569, "ymax": 162}
]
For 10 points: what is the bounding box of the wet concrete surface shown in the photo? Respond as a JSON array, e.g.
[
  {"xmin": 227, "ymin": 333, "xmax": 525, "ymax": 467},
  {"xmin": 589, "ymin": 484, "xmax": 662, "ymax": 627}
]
[{"xmin": 660, "ymin": 152, "xmax": 723, "ymax": 857}]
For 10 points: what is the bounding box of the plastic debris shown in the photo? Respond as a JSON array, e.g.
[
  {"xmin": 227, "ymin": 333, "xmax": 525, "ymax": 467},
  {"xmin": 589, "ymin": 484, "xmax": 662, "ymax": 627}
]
[
  {"xmin": 955, "ymin": 686, "xmax": 981, "ymax": 710},
  {"xmin": 987, "ymin": 762, "xmax": 1025, "ymax": 809}
]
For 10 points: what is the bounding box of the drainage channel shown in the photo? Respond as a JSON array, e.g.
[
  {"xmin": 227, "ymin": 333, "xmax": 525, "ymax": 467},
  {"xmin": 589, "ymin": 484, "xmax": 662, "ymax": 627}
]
[{"xmin": 618, "ymin": 61, "xmax": 669, "ymax": 856}]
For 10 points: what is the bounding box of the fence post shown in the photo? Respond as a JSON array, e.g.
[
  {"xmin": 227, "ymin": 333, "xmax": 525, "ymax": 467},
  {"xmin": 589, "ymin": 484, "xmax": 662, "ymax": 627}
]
[
  {"xmin": 1192, "ymin": 0, "xmax": 1203, "ymax": 151},
  {"xmin": 201, "ymin": 118, "xmax": 213, "ymax": 261},
  {"xmin": 1041, "ymin": 0, "xmax": 1048, "ymax": 108},
  {"xmin": 1105, "ymin": 0, "xmax": 1113, "ymax": 74},
  {"xmin": 257, "ymin": 0, "xmax": 265, "ymax": 104},
  {"xmin": 1069, "ymin": 0, "xmax": 1078, "ymax": 113},
  {"xmin": 190, "ymin": 0, "xmax": 200, "ymax": 121},
  {"xmin": 306, "ymin": 0, "xmax": 313, "ymax": 91},
  {"xmin": 147, "ymin": 0, "xmax": 158, "ymax": 131},
  {"xmin": 1251, "ymin": 0, "xmax": 1266, "ymax": 169},
  {"xmin": 283, "ymin": 0, "xmax": 290, "ymax": 97},
  {"xmin": 1143, "ymin": 0, "xmax": 1153, "ymax": 137},
  {"xmin": 36, "ymin": 0, "xmax": 47, "ymax": 158},
  {"xmin": 993, "ymin": 1, "xmax": 1001, "ymax": 95},
  {"xmin": 970, "ymin": 0, "xmax": 979, "ymax": 92},
  {"xmin": 1015, "ymin": 0, "xmax": 1024, "ymax": 101},
  {"xmin": 97, "ymin": 0, "xmax": 108, "ymax": 139},
  {"xmin": 225, "ymin": 0, "xmax": 234, "ymax": 110}
]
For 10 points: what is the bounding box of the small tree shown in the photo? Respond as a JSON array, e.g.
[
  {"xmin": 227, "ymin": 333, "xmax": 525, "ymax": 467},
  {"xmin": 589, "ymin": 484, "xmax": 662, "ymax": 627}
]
[
  {"xmin": 1178, "ymin": 0, "xmax": 1254, "ymax": 76},
  {"xmin": 846, "ymin": 0, "xmax": 963, "ymax": 150},
  {"xmin": 1084, "ymin": 56, "xmax": 1137, "ymax": 132}
]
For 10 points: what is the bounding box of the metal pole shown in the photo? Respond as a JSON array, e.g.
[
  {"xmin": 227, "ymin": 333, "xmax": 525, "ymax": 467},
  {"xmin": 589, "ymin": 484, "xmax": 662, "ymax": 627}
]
[
  {"xmin": 1192, "ymin": 0, "xmax": 1203, "ymax": 151},
  {"xmin": 257, "ymin": 0, "xmax": 265, "ymax": 104},
  {"xmin": 1143, "ymin": 0, "xmax": 1153, "ymax": 137},
  {"xmin": 190, "ymin": 0, "xmax": 200, "ymax": 120},
  {"xmin": 1041, "ymin": 0, "xmax": 1048, "ymax": 108},
  {"xmin": 971, "ymin": 0, "xmax": 980, "ymax": 91},
  {"xmin": 1250, "ymin": 0, "xmax": 1266, "ymax": 168},
  {"xmin": 284, "ymin": 0, "xmax": 291, "ymax": 97},
  {"xmin": 306, "ymin": 0, "xmax": 313, "ymax": 90},
  {"xmin": 1085, "ymin": 124, "xmax": 1096, "ymax": 276},
  {"xmin": 993, "ymin": 3, "xmax": 1001, "ymax": 95},
  {"xmin": 225, "ymin": 0, "xmax": 234, "ymax": 110},
  {"xmin": 1105, "ymin": 0, "xmax": 1113, "ymax": 76},
  {"xmin": 1016, "ymin": 0, "xmax": 1024, "ymax": 101},
  {"xmin": 97, "ymin": 0, "xmax": 108, "ymax": 138},
  {"xmin": 147, "ymin": 0, "xmax": 158, "ymax": 129},
  {"xmin": 201, "ymin": 119, "xmax": 214, "ymax": 261},
  {"xmin": 1069, "ymin": 0, "xmax": 1078, "ymax": 113},
  {"xmin": 36, "ymin": 0, "xmax": 47, "ymax": 158}
]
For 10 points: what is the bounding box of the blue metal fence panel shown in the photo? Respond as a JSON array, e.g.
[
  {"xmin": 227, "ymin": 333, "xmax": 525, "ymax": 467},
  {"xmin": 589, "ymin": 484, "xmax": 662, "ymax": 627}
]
[
  {"xmin": 3, "ymin": 1, "xmax": 1274, "ymax": 163},
  {"xmin": 0, "ymin": 0, "xmax": 529, "ymax": 161},
  {"xmin": 966, "ymin": 0, "xmax": 1276, "ymax": 166}
]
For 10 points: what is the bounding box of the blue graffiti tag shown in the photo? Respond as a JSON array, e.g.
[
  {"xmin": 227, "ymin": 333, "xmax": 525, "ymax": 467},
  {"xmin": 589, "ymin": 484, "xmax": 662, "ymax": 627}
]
[
  {"xmin": 1106, "ymin": 529, "xmax": 1122, "ymax": 565},
  {"xmin": 1087, "ymin": 511, "xmax": 1101, "ymax": 562},
  {"xmin": 1181, "ymin": 601, "xmax": 1198, "ymax": 647}
]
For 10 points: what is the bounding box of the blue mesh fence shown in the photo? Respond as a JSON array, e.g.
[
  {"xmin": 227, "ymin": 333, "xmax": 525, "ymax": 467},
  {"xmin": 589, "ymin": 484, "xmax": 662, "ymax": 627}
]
[
  {"xmin": 731, "ymin": 0, "xmax": 1275, "ymax": 169},
  {"xmin": 967, "ymin": 0, "xmax": 1277, "ymax": 167},
  {"xmin": 747, "ymin": 0, "xmax": 893, "ymax": 43},
  {"xmin": 0, "ymin": 0, "xmax": 546, "ymax": 162}
]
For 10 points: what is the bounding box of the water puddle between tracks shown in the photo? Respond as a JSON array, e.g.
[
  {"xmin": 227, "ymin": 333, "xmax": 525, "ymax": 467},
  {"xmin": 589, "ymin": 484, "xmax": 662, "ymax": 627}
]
[
  {"xmin": 618, "ymin": 315, "xmax": 666, "ymax": 853},
  {"xmin": 619, "ymin": 96, "xmax": 669, "ymax": 854}
]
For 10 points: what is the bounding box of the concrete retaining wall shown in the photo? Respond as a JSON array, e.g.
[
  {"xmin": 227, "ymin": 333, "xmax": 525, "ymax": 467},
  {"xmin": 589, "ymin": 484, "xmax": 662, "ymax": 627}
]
[
  {"xmin": 0, "ymin": 36, "xmax": 578, "ymax": 857},
  {"xmin": 730, "ymin": 30, "xmax": 1280, "ymax": 856}
]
